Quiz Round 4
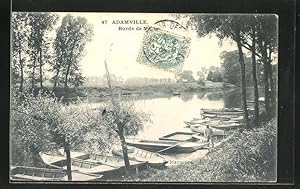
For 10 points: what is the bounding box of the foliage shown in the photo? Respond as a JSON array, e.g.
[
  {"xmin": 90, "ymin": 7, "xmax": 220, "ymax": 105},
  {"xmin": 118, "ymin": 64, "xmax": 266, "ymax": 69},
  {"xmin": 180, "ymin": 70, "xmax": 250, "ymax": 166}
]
[
  {"xmin": 26, "ymin": 12, "xmax": 59, "ymax": 88},
  {"xmin": 11, "ymin": 12, "xmax": 30, "ymax": 91},
  {"xmin": 11, "ymin": 13, "xmax": 93, "ymax": 92},
  {"xmin": 196, "ymin": 70, "xmax": 205, "ymax": 81},
  {"xmin": 131, "ymin": 119, "xmax": 277, "ymax": 182},
  {"xmin": 206, "ymin": 66, "xmax": 223, "ymax": 82},
  {"xmin": 176, "ymin": 70, "xmax": 195, "ymax": 83},
  {"xmin": 51, "ymin": 14, "xmax": 93, "ymax": 89},
  {"xmin": 11, "ymin": 91, "xmax": 61, "ymax": 166},
  {"xmin": 101, "ymin": 101, "xmax": 151, "ymax": 138},
  {"xmin": 220, "ymin": 50, "xmax": 260, "ymax": 86},
  {"xmin": 10, "ymin": 91, "xmax": 110, "ymax": 166}
]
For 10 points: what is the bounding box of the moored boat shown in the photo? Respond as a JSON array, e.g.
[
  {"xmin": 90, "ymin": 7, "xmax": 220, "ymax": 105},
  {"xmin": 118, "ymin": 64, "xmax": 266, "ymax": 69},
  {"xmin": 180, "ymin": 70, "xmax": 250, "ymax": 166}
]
[
  {"xmin": 202, "ymin": 113, "xmax": 242, "ymax": 119},
  {"xmin": 112, "ymin": 147, "xmax": 167, "ymax": 168},
  {"xmin": 77, "ymin": 153, "xmax": 147, "ymax": 169},
  {"xmin": 189, "ymin": 125, "xmax": 225, "ymax": 136},
  {"xmin": 39, "ymin": 152, "xmax": 118, "ymax": 175},
  {"xmin": 10, "ymin": 166, "xmax": 103, "ymax": 181},
  {"xmin": 201, "ymin": 108, "xmax": 244, "ymax": 112},
  {"xmin": 210, "ymin": 122, "xmax": 243, "ymax": 129},
  {"xmin": 159, "ymin": 132, "xmax": 195, "ymax": 142},
  {"xmin": 125, "ymin": 138, "xmax": 208, "ymax": 154}
]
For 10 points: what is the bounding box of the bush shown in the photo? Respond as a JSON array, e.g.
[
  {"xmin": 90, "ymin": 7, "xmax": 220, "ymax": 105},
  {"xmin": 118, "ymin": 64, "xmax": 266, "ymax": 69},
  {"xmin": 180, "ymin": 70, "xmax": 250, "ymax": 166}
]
[{"xmin": 10, "ymin": 90, "xmax": 112, "ymax": 166}]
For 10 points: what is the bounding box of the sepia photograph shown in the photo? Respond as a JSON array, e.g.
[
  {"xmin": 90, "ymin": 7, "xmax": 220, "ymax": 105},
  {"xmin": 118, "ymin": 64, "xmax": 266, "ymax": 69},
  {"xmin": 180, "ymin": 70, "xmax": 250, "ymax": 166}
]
[{"xmin": 10, "ymin": 12, "xmax": 278, "ymax": 182}]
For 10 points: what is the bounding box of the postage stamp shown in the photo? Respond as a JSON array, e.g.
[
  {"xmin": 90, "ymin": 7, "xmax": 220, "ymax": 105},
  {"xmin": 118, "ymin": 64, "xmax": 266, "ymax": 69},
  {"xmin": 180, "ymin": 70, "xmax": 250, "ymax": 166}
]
[{"xmin": 137, "ymin": 26, "xmax": 191, "ymax": 73}]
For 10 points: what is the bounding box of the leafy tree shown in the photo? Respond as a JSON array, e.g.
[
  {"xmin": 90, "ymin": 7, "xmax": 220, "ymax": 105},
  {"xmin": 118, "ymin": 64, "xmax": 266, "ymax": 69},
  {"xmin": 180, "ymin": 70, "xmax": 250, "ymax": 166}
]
[
  {"xmin": 206, "ymin": 66, "xmax": 223, "ymax": 82},
  {"xmin": 249, "ymin": 20, "xmax": 260, "ymax": 125},
  {"xmin": 220, "ymin": 51, "xmax": 252, "ymax": 86},
  {"xmin": 101, "ymin": 101, "xmax": 150, "ymax": 176},
  {"xmin": 177, "ymin": 70, "xmax": 195, "ymax": 83},
  {"xmin": 196, "ymin": 70, "xmax": 205, "ymax": 81},
  {"xmin": 201, "ymin": 67, "xmax": 208, "ymax": 75},
  {"xmin": 11, "ymin": 12, "xmax": 30, "ymax": 92},
  {"xmin": 229, "ymin": 15, "xmax": 277, "ymax": 122},
  {"xmin": 196, "ymin": 70, "xmax": 206, "ymax": 86},
  {"xmin": 11, "ymin": 91, "xmax": 110, "ymax": 180},
  {"xmin": 27, "ymin": 12, "xmax": 59, "ymax": 89},
  {"xmin": 52, "ymin": 14, "xmax": 93, "ymax": 89},
  {"xmin": 256, "ymin": 16, "xmax": 278, "ymax": 118}
]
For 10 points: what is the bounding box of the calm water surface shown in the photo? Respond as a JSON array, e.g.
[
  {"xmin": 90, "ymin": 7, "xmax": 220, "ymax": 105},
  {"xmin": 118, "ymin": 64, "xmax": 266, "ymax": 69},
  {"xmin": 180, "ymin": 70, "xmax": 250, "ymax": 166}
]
[{"xmin": 85, "ymin": 88, "xmax": 257, "ymax": 140}]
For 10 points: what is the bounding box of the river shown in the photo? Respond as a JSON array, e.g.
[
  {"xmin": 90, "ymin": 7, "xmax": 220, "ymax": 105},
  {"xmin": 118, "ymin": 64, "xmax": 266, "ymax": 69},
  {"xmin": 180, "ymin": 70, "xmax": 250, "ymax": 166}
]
[
  {"xmin": 83, "ymin": 88, "xmax": 258, "ymax": 140},
  {"xmin": 81, "ymin": 88, "xmax": 259, "ymax": 165}
]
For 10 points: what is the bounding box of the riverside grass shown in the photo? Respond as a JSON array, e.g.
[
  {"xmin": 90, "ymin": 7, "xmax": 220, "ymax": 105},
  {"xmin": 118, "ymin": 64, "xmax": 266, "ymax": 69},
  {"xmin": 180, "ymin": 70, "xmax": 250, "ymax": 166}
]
[{"xmin": 127, "ymin": 119, "xmax": 277, "ymax": 182}]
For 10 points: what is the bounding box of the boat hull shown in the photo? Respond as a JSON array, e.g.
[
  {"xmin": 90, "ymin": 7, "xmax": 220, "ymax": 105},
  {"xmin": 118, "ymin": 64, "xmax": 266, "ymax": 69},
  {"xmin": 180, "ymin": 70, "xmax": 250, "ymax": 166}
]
[
  {"xmin": 126, "ymin": 139, "xmax": 208, "ymax": 154},
  {"xmin": 190, "ymin": 125, "xmax": 225, "ymax": 136},
  {"xmin": 112, "ymin": 147, "xmax": 167, "ymax": 168},
  {"xmin": 159, "ymin": 132, "xmax": 195, "ymax": 142},
  {"xmin": 10, "ymin": 166, "xmax": 103, "ymax": 181}
]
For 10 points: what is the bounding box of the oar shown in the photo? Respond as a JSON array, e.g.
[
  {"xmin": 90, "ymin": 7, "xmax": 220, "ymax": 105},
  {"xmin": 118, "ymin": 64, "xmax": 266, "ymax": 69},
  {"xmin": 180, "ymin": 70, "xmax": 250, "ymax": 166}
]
[{"xmin": 156, "ymin": 142, "xmax": 186, "ymax": 154}]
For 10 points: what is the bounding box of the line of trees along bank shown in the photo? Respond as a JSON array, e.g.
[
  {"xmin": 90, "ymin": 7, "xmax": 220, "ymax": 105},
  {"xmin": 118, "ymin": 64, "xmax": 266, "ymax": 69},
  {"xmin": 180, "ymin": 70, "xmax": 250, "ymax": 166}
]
[
  {"xmin": 12, "ymin": 13, "xmax": 93, "ymax": 92},
  {"xmin": 190, "ymin": 15, "xmax": 277, "ymax": 126}
]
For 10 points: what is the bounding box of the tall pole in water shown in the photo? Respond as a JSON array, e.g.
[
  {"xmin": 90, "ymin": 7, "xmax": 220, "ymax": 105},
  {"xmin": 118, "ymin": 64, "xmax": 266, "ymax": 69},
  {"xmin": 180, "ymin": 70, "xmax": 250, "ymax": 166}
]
[{"xmin": 104, "ymin": 43, "xmax": 115, "ymax": 104}]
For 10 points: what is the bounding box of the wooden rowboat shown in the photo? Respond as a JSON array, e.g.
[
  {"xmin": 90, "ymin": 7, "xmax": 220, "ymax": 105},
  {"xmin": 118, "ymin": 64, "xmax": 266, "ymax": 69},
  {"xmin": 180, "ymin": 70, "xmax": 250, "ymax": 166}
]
[
  {"xmin": 125, "ymin": 138, "xmax": 208, "ymax": 154},
  {"xmin": 10, "ymin": 166, "xmax": 103, "ymax": 181},
  {"xmin": 39, "ymin": 152, "xmax": 118, "ymax": 175},
  {"xmin": 202, "ymin": 111, "xmax": 244, "ymax": 116},
  {"xmin": 40, "ymin": 151, "xmax": 147, "ymax": 177},
  {"xmin": 210, "ymin": 122, "xmax": 243, "ymax": 129},
  {"xmin": 202, "ymin": 113, "xmax": 242, "ymax": 119},
  {"xmin": 201, "ymin": 108, "xmax": 244, "ymax": 112},
  {"xmin": 159, "ymin": 132, "xmax": 195, "ymax": 142},
  {"xmin": 201, "ymin": 108, "xmax": 254, "ymax": 112},
  {"xmin": 190, "ymin": 125, "xmax": 225, "ymax": 136},
  {"xmin": 112, "ymin": 147, "xmax": 168, "ymax": 168},
  {"xmin": 76, "ymin": 153, "xmax": 147, "ymax": 169}
]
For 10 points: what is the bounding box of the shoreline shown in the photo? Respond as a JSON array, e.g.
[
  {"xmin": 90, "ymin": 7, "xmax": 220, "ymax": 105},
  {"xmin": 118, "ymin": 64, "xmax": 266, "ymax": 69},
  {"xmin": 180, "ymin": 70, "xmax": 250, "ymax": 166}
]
[{"xmin": 51, "ymin": 82, "xmax": 238, "ymax": 101}]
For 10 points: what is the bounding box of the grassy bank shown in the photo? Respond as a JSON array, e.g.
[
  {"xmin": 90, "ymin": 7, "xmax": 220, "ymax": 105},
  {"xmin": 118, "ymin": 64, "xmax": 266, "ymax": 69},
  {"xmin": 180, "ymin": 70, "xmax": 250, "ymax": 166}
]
[{"xmin": 127, "ymin": 119, "xmax": 277, "ymax": 182}]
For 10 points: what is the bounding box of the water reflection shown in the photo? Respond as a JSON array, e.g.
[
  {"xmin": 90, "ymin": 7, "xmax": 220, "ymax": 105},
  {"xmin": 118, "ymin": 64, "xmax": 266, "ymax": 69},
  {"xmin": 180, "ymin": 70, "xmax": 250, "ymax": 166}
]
[
  {"xmin": 196, "ymin": 92, "xmax": 206, "ymax": 99},
  {"xmin": 179, "ymin": 93, "xmax": 193, "ymax": 102},
  {"xmin": 205, "ymin": 91, "xmax": 224, "ymax": 101}
]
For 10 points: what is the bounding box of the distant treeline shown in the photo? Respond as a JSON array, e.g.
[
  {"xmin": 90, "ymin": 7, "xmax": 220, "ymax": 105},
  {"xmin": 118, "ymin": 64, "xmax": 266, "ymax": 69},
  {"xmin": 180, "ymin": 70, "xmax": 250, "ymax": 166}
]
[{"xmin": 84, "ymin": 75, "xmax": 175, "ymax": 87}]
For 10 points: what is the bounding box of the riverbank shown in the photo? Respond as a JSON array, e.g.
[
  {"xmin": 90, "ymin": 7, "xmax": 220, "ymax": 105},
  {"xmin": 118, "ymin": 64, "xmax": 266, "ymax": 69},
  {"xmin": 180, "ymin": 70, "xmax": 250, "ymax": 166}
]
[
  {"xmin": 51, "ymin": 81, "xmax": 237, "ymax": 101},
  {"xmin": 126, "ymin": 119, "xmax": 277, "ymax": 182}
]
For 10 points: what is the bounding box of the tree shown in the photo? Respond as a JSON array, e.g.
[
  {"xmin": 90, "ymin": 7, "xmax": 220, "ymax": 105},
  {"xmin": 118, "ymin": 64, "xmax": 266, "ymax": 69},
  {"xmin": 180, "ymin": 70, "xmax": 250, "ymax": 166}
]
[
  {"xmin": 232, "ymin": 15, "xmax": 278, "ymax": 120},
  {"xmin": 206, "ymin": 66, "xmax": 223, "ymax": 82},
  {"xmin": 52, "ymin": 14, "xmax": 93, "ymax": 89},
  {"xmin": 249, "ymin": 21, "xmax": 260, "ymax": 126},
  {"xmin": 11, "ymin": 12, "xmax": 30, "ymax": 92},
  {"xmin": 201, "ymin": 67, "xmax": 208, "ymax": 75},
  {"xmin": 27, "ymin": 13, "xmax": 59, "ymax": 89},
  {"xmin": 196, "ymin": 70, "xmax": 205, "ymax": 81},
  {"xmin": 177, "ymin": 70, "xmax": 195, "ymax": 83},
  {"xmin": 220, "ymin": 51, "xmax": 252, "ymax": 86},
  {"xmin": 256, "ymin": 16, "xmax": 278, "ymax": 118},
  {"xmin": 191, "ymin": 15, "xmax": 251, "ymax": 127},
  {"xmin": 101, "ymin": 101, "xmax": 150, "ymax": 176},
  {"xmin": 11, "ymin": 91, "xmax": 110, "ymax": 180}
]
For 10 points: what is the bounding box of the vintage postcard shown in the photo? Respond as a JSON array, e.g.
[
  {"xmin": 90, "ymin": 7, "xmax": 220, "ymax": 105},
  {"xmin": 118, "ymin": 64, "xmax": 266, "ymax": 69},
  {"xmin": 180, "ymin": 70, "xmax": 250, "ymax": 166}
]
[{"xmin": 10, "ymin": 12, "xmax": 278, "ymax": 182}]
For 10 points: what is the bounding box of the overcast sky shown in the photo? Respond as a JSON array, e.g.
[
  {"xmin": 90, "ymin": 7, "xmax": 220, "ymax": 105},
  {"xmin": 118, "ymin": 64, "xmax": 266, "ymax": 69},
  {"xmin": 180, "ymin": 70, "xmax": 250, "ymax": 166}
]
[{"xmin": 54, "ymin": 13, "xmax": 237, "ymax": 79}]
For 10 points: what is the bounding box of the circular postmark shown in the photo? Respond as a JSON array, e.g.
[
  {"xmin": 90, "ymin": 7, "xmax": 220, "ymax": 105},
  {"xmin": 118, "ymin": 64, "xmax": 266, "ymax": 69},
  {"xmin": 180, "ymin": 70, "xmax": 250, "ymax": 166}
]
[{"xmin": 137, "ymin": 20, "xmax": 191, "ymax": 73}]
